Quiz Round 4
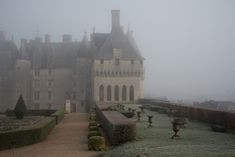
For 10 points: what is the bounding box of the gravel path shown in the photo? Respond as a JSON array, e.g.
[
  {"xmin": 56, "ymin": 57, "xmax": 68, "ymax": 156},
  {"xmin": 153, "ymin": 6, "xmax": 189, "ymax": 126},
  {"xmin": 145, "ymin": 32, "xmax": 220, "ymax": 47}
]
[{"xmin": 0, "ymin": 113, "xmax": 98, "ymax": 157}]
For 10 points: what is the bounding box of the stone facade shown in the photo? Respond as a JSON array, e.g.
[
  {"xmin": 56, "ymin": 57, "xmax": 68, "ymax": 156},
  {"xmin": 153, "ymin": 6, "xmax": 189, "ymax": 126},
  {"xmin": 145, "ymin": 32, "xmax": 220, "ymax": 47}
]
[{"xmin": 0, "ymin": 10, "xmax": 145, "ymax": 112}]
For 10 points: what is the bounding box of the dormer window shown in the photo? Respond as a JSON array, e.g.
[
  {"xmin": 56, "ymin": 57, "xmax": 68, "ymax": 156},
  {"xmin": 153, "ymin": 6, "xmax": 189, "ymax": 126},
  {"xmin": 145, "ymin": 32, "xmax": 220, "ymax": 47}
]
[
  {"xmin": 115, "ymin": 58, "xmax": 120, "ymax": 65},
  {"xmin": 113, "ymin": 48, "xmax": 122, "ymax": 58},
  {"xmin": 131, "ymin": 60, "xmax": 134, "ymax": 64},
  {"xmin": 100, "ymin": 59, "xmax": 104, "ymax": 64},
  {"xmin": 140, "ymin": 60, "xmax": 143, "ymax": 65}
]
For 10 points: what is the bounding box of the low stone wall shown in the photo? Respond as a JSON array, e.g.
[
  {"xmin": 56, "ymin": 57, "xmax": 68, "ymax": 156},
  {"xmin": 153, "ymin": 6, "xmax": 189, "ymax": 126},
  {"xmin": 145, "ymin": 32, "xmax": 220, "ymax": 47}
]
[
  {"xmin": 139, "ymin": 99, "xmax": 235, "ymax": 130},
  {"xmin": 95, "ymin": 104, "xmax": 136, "ymax": 146}
]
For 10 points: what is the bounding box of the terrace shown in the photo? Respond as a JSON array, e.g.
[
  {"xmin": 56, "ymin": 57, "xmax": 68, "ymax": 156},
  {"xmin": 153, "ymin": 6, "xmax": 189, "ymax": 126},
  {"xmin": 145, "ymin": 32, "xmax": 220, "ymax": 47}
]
[{"xmin": 102, "ymin": 104, "xmax": 235, "ymax": 157}]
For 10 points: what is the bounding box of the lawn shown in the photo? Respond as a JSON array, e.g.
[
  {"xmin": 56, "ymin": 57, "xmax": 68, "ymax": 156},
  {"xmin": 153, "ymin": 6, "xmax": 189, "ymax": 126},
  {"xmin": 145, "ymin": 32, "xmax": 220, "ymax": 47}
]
[{"xmin": 103, "ymin": 104, "xmax": 235, "ymax": 157}]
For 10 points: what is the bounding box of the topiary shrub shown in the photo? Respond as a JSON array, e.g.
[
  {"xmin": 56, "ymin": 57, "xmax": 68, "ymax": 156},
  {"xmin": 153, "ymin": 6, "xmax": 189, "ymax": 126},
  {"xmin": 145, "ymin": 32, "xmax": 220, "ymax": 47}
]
[
  {"xmin": 88, "ymin": 131, "xmax": 102, "ymax": 138},
  {"xmin": 90, "ymin": 113, "xmax": 96, "ymax": 121},
  {"xmin": 89, "ymin": 121, "xmax": 98, "ymax": 127},
  {"xmin": 14, "ymin": 95, "xmax": 27, "ymax": 120},
  {"xmin": 89, "ymin": 126, "xmax": 99, "ymax": 132},
  {"xmin": 88, "ymin": 136, "xmax": 105, "ymax": 151}
]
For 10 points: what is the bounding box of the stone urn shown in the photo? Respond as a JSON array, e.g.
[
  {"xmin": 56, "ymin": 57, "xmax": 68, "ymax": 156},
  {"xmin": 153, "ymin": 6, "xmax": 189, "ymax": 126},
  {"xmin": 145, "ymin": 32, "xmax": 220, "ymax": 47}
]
[
  {"xmin": 148, "ymin": 115, "xmax": 153, "ymax": 127},
  {"xmin": 137, "ymin": 111, "xmax": 141, "ymax": 121},
  {"xmin": 139, "ymin": 106, "xmax": 145, "ymax": 113},
  {"xmin": 171, "ymin": 120, "xmax": 181, "ymax": 139}
]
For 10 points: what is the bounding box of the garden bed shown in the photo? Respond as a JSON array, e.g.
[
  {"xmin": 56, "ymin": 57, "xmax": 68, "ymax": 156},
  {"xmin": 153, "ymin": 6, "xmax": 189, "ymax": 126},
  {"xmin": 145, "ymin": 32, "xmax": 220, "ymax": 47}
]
[{"xmin": 0, "ymin": 117, "xmax": 56, "ymax": 150}]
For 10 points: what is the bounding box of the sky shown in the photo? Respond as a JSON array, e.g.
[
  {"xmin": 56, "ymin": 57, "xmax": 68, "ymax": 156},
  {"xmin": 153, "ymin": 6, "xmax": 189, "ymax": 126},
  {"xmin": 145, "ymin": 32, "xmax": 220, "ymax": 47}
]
[{"xmin": 1, "ymin": 0, "xmax": 235, "ymax": 102}]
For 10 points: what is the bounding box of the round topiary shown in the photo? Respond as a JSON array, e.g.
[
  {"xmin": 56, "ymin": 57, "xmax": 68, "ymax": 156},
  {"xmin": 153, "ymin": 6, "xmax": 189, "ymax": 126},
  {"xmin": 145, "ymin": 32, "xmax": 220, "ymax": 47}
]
[
  {"xmin": 14, "ymin": 95, "xmax": 27, "ymax": 120},
  {"xmin": 89, "ymin": 126, "xmax": 99, "ymax": 132},
  {"xmin": 88, "ymin": 131, "xmax": 102, "ymax": 138},
  {"xmin": 88, "ymin": 136, "xmax": 105, "ymax": 151},
  {"xmin": 89, "ymin": 121, "xmax": 98, "ymax": 127},
  {"xmin": 90, "ymin": 114, "xmax": 96, "ymax": 121}
]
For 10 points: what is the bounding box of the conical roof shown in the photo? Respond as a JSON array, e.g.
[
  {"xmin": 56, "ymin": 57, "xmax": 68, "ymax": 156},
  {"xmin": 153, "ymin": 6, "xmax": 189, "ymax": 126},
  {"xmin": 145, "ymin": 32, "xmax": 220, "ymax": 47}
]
[{"xmin": 94, "ymin": 27, "xmax": 143, "ymax": 60}]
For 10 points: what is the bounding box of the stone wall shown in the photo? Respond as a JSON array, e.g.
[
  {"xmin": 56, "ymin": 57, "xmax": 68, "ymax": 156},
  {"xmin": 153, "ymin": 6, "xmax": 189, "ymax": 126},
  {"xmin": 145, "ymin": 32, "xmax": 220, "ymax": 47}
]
[{"xmin": 139, "ymin": 99, "xmax": 235, "ymax": 130}]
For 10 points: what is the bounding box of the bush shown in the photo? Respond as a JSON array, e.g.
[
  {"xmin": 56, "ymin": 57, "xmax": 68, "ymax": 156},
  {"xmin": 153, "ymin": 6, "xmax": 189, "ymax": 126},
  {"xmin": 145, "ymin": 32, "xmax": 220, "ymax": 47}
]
[
  {"xmin": 6, "ymin": 109, "xmax": 56, "ymax": 117},
  {"xmin": 89, "ymin": 121, "xmax": 98, "ymax": 127},
  {"xmin": 51, "ymin": 110, "xmax": 64, "ymax": 124},
  {"xmin": 122, "ymin": 112, "xmax": 135, "ymax": 118},
  {"xmin": 88, "ymin": 136, "xmax": 105, "ymax": 151},
  {"xmin": 14, "ymin": 95, "xmax": 27, "ymax": 119},
  {"xmin": 89, "ymin": 126, "xmax": 99, "ymax": 132},
  {"xmin": 88, "ymin": 131, "xmax": 102, "ymax": 138},
  {"xmin": 90, "ymin": 113, "xmax": 96, "ymax": 121},
  {"xmin": 0, "ymin": 117, "xmax": 56, "ymax": 150}
]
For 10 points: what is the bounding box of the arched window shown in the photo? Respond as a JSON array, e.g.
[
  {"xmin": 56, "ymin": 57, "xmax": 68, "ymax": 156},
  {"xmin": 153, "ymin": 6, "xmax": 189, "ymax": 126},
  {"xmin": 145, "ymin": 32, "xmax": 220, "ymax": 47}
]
[
  {"xmin": 114, "ymin": 85, "xmax": 119, "ymax": 101},
  {"xmin": 129, "ymin": 85, "xmax": 134, "ymax": 101},
  {"xmin": 107, "ymin": 85, "xmax": 112, "ymax": 101},
  {"xmin": 99, "ymin": 85, "xmax": 104, "ymax": 101},
  {"xmin": 122, "ymin": 85, "xmax": 127, "ymax": 101}
]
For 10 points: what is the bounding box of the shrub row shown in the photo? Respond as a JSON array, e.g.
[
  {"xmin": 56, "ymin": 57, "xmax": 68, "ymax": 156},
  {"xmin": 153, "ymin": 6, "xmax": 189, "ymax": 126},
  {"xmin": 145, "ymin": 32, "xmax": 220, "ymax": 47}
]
[
  {"xmin": 95, "ymin": 104, "xmax": 136, "ymax": 146},
  {"xmin": 51, "ymin": 110, "xmax": 65, "ymax": 124},
  {"xmin": 111, "ymin": 105, "xmax": 135, "ymax": 118},
  {"xmin": 88, "ymin": 113, "xmax": 105, "ymax": 151},
  {"xmin": 6, "ymin": 109, "xmax": 64, "ymax": 125},
  {"xmin": 6, "ymin": 109, "xmax": 56, "ymax": 117},
  {"xmin": 0, "ymin": 117, "xmax": 56, "ymax": 150}
]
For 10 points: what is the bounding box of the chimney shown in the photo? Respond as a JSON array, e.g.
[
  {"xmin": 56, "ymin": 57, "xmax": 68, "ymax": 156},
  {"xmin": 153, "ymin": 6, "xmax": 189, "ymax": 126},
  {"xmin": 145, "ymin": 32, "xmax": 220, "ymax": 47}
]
[
  {"xmin": 20, "ymin": 39, "xmax": 27, "ymax": 59},
  {"xmin": 35, "ymin": 37, "xmax": 42, "ymax": 43},
  {"xmin": 111, "ymin": 10, "xmax": 120, "ymax": 29},
  {"xmin": 62, "ymin": 34, "xmax": 72, "ymax": 43},
  {"xmin": 0, "ymin": 31, "xmax": 6, "ymax": 41},
  {"xmin": 45, "ymin": 34, "xmax": 51, "ymax": 43}
]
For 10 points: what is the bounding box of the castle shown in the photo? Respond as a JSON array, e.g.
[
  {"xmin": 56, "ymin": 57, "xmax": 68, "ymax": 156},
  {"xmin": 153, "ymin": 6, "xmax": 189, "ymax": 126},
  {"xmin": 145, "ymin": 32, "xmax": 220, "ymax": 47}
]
[{"xmin": 0, "ymin": 10, "xmax": 145, "ymax": 112}]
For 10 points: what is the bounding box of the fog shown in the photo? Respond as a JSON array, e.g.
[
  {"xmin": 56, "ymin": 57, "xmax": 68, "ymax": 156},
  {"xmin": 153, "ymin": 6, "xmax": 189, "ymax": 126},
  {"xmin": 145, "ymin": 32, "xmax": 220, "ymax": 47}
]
[{"xmin": 1, "ymin": 0, "xmax": 235, "ymax": 102}]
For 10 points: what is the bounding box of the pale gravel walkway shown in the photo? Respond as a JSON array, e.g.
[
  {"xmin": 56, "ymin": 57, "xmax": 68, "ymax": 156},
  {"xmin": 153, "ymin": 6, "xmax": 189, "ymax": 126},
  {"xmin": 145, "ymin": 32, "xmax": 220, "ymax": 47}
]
[{"xmin": 0, "ymin": 113, "xmax": 98, "ymax": 157}]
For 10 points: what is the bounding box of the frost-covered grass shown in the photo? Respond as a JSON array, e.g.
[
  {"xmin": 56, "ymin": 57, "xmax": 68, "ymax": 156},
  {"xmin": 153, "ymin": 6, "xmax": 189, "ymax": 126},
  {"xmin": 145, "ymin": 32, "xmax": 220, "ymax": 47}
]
[{"xmin": 103, "ymin": 104, "xmax": 235, "ymax": 157}]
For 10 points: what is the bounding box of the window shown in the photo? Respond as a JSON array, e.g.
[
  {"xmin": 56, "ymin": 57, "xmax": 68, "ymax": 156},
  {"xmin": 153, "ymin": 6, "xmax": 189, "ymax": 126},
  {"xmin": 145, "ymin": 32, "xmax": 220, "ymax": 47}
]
[
  {"xmin": 34, "ymin": 80, "xmax": 40, "ymax": 88},
  {"xmin": 73, "ymin": 92, "xmax": 76, "ymax": 100},
  {"xmin": 115, "ymin": 59, "xmax": 120, "ymax": 65},
  {"xmin": 35, "ymin": 70, "xmax": 40, "ymax": 76},
  {"xmin": 34, "ymin": 91, "xmax": 40, "ymax": 100},
  {"xmin": 107, "ymin": 85, "xmax": 112, "ymax": 101},
  {"xmin": 122, "ymin": 85, "xmax": 127, "ymax": 101},
  {"xmin": 131, "ymin": 60, "xmax": 134, "ymax": 64},
  {"xmin": 99, "ymin": 85, "xmax": 104, "ymax": 101},
  {"xmin": 129, "ymin": 86, "xmax": 134, "ymax": 101},
  {"xmin": 73, "ymin": 81, "xmax": 76, "ymax": 87},
  {"xmin": 34, "ymin": 103, "xmax": 40, "ymax": 109},
  {"xmin": 48, "ymin": 103, "xmax": 52, "ymax": 109},
  {"xmin": 140, "ymin": 60, "xmax": 143, "ymax": 65},
  {"xmin": 48, "ymin": 80, "xmax": 53, "ymax": 88},
  {"xmin": 100, "ymin": 59, "xmax": 104, "ymax": 64},
  {"xmin": 48, "ymin": 69, "xmax": 52, "ymax": 76},
  {"xmin": 48, "ymin": 91, "xmax": 52, "ymax": 100},
  {"xmin": 115, "ymin": 85, "xmax": 119, "ymax": 101}
]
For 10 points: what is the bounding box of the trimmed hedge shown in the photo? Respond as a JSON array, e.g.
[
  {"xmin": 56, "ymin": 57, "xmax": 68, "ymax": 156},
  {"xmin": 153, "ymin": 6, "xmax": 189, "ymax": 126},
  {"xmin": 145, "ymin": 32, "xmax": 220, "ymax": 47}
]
[
  {"xmin": 89, "ymin": 126, "xmax": 99, "ymax": 132},
  {"xmin": 6, "ymin": 109, "xmax": 56, "ymax": 117},
  {"xmin": 88, "ymin": 136, "xmax": 105, "ymax": 151},
  {"xmin": 51, "ymin": 110, "xmax": 64, "ymax": 124},
  {"xmin": 95, "ymin": 104, "xmax": 136, "ymax": 146},
  {"xmin": 0, "ymin": 117, "xmax": 56, "ymax": 150},
  {"xmin": 111, "ymin": 105, "xmax": 135, "ymax": 118},
  {"xmin": 88, "ymin": 131, "xmax": 102, "ymax": 138},
  {"xmin": 89, "ymin": 121, "xmax": 98, "ymax": 127}
]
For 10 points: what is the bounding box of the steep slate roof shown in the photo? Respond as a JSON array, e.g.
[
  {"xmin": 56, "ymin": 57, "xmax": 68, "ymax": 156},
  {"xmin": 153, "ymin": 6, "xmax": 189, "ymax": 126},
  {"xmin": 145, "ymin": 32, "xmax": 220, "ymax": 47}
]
[{"xmin": 94, "ymin": 27, "xmax": 143, "ymax": 60}]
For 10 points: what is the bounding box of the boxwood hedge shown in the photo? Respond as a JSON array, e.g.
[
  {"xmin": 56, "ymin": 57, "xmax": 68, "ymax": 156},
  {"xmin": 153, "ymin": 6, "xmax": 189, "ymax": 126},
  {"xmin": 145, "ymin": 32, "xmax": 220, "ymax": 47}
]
[{"xmin": 0, "ymin": 117, "xmax": 56, "ymax": 150}]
